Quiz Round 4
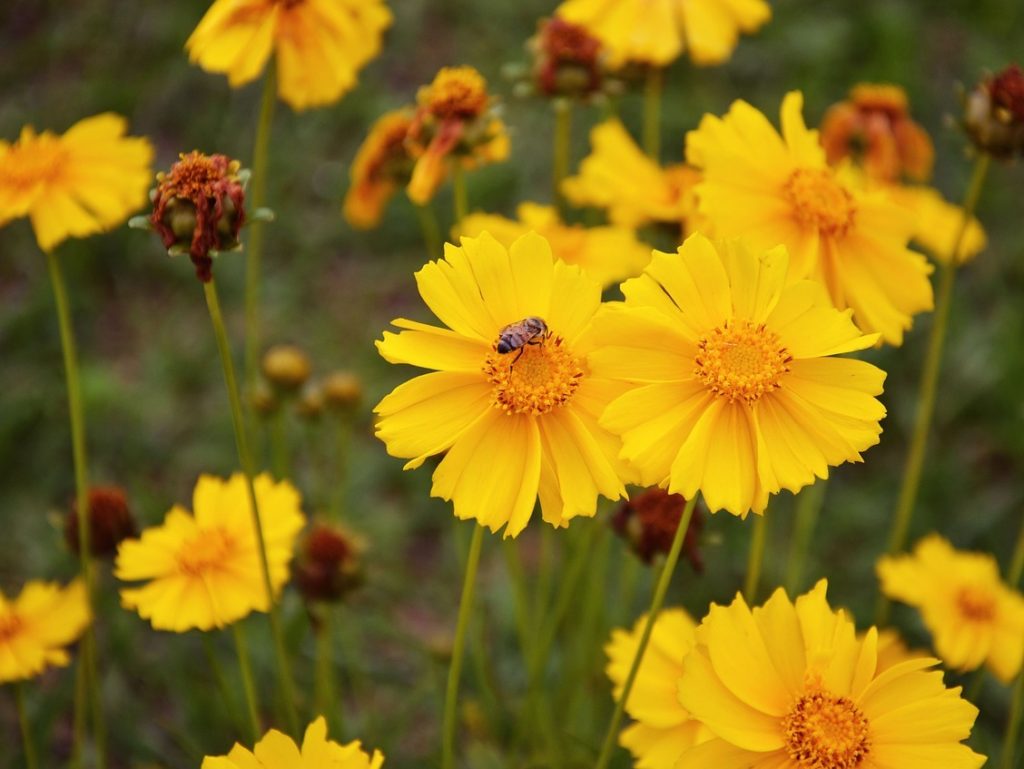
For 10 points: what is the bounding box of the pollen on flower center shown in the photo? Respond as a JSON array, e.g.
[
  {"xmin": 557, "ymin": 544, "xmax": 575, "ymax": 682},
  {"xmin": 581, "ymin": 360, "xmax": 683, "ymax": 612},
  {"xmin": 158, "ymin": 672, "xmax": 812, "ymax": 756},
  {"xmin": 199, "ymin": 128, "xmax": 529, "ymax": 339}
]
[
  {"xmin": 956, "ymin": 585, "xmax": 997, "ymax": 621},
  {"xmin": 483, "ymin": 334, "xmax": 584, "ymax": 416},
  {"xmin": 783, "ymin": 690, "xmax": 871, "ymax": 769},
  {"xmin": 2, "ymin": 135, "xmax": 66, "ymax": 193},
  {"xmin": 421, "ymin": 67, "xmax": 489, "ymax": 120},
  {"xmin": 176, "ymin": 528, "xmax": 237, "ymax": 576},
  {"xmin": 695, "ymin": 320, "xmax": 791, "ymax": 403},
  {"xmin": 783, "ymin": 168, "xmax": 856, "ymax": 236}
]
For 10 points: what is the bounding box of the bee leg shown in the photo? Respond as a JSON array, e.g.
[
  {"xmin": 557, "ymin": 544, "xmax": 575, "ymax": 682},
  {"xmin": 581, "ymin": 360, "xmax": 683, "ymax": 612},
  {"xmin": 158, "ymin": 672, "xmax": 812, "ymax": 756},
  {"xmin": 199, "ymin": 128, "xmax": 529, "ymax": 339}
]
[{"xmin": 509, "ymin": 346, "xmax": 525, "ymax": 371}]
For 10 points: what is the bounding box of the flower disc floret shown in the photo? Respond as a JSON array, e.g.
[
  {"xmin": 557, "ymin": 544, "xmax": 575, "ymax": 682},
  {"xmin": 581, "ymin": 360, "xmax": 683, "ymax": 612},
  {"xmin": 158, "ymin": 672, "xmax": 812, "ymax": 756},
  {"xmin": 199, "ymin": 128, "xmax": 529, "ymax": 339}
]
[
  {"xmin": 420, "ymin": 67, "xmax": 489, "ymax": 120},
  {"xmin": 783, "ymin": 690, "xmax": 871, "ymax": 769},
  {"xmin": 484, "ymin": 334, "xmax": 583, "ymax": 415},
  {"xmin": 783, "ymin": 169, "xmax": 856, "ymax": 236},
  {"xmin": 695, "ymin": 320, "xmax": 791, "ymax": 403}
]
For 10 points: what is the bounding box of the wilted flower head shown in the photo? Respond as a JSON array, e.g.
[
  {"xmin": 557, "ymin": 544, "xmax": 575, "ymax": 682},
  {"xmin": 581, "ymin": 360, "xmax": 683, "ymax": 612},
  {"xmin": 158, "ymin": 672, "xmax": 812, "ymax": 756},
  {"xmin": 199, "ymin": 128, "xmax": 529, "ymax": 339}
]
[
  {"xmin": 530, "ymin": 17, "xmax": 605, "ymax": 98},
  {"xmin": 149, "ymin": 152, "xmax": 247, "ymax": 282},
  {"xmin": 964, "ymin": 63, "xmax": 1024, "ymax": 158},
  {"xmin": 820, "ymin": 83, "xmax": 934, "ymax": 182},
  {"xmin": 611, "ymin": 488, "xmax": 703, "ymax": 569},
  {"xmin": 66, "ymin": 485, "xmax": 137, "ymax": 559},
  {"xmin": 294, "ymin": 521, "xmax": 366, "ymax": 603},
  {"xmin": 0, "ymin": 579, "xmax": 90, "ymax": 684},
  {"xmin": 262, "ymin": 343, "xmax": 312, "ymax": 392},
  {"xmin": 344, "ymin": 110, "xmax": 416, "ymax": 229}
]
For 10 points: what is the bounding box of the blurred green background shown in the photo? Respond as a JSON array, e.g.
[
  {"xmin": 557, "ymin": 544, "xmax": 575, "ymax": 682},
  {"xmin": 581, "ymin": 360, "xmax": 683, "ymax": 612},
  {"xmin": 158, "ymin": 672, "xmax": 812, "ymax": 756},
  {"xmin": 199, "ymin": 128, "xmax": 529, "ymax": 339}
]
[{"xmin": 1, "ymin": 0, "xmax": 1022, "ymax": 766}]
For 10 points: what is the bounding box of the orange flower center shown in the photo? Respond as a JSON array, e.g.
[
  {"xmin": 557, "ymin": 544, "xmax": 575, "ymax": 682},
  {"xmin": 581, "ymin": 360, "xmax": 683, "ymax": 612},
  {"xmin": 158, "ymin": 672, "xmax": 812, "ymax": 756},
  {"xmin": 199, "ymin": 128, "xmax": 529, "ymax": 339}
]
[
  {"xmin": 0, "ymin": 612, "xmax": 24, "ymax": 643},
  {"xmin": 176, "ymin": 528, "xmax": 238, "ymax": 577},
  {"xmin": 1, "ymin": 132, "xmax": 66, "ymax": 195},
  {"xmin": 956, "ymin": 585, "xmax": 997, "ymax": 622},
  {"xmin": 783, "ymin": 690, "xmax": 871, "ymax": 769},
  {"xmin": 783, "ymin": 168, "xmax": 856, "ymax": 236},
  {"xmin": 421, "ymin": 67, "xmax": 489, "ymax": 120},
  {"xmin": 695, "ymin": 320, "xmax": 791, "ymax": 403},
  {"xmin": 484, "ymin": 332, "xmax": 583, "ymax": 416}
]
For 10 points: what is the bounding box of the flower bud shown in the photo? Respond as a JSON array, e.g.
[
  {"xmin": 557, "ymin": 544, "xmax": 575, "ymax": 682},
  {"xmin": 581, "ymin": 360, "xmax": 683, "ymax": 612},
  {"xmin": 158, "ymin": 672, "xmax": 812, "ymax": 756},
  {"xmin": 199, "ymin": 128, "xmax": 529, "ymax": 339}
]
[
  {"xmin": 249, "ymin": 380, "xmax": 279, "ymax": 417},
  {"xmin": 293, "ymin": 521, "xmax": 366, "ymax": 603},
  {"xmin": 964, "ymin": 64, "xmax": 1024, "ymax": 158},
  {"xmin": 322, "ymin": 371, "xmax": 363, "ymax": 412},
  {"xmin": 66, "ymin": 486, "xmax": 137, "ymax": 559},
  {"xmin": 611, "ymin": 488, "xmax": 704, "ymax": 569},
  {"xmin": 261, "ymin": 344, "xmax": 312, "ymax": 392},
  {"xmin": 530, "ymin": 17, "xmax": 605, "ymax": 99},
  {"xmin": 295, "ymin": 382, "xmax": 325, "ymax": 421}
]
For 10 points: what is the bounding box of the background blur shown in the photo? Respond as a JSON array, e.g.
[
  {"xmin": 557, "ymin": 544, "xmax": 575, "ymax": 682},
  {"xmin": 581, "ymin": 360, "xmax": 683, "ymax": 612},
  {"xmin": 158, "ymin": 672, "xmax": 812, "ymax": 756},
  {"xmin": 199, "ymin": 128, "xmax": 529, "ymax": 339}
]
[{"xmin": 1, "ymin": 0, "xmax": 1022, "ymax": 766}]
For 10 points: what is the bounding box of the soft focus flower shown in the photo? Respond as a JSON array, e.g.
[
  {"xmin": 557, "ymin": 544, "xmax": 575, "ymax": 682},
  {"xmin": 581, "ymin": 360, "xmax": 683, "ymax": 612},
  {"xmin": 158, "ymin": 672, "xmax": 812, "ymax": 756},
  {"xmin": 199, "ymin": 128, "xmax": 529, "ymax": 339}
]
[
  {"xmin": 457, "ymin": 202, "xmax": 652, "ymax": 287},
  {"xmin": 611, "ymin": 488, "xmax": 703, "ymax": 568},
  {"xmin": 873, "ymin": 627, "xmax": 929, "ymax": 673},
  {"xmin": 262, "ymin": 343, "xmax": 312, "ymax": 391},
  {"xmin": 322, "ymin": 371, "xmax": 362, "ymax": 412},
  {"xmin": 590, "ymin": 234, "xmax": 885, "ymax": 517},
  {"xmin": 406, "ymin": 67, "xmax": 510, "ymax": 206},
  {"xmin": 116, "ymin": 473, "xmax": 305, "ymax": 632},
  {"xmin": 202, "ymin": 716, "xmax": 383, "ymax": 769},
  {"xmin": 0, "ymin": 579, "xmax": 90, "ymax": 684},
  {"xmin": 343, "ymin": 110, "xmax": 415, "ymax": 229},
  {"xmin": 149, "ymin": 151, "xmax": 247, "ymax": 281},
  {"xmin": 820, "ymin": 83, "xmax": 934, "ymax": 183},
  {"xmin": 687, "ymin": 91, "xmax": 933, "ymax": 345},
  {"xmin": 606, "ymin": 608, "xmax": 708, "ymax": 769},
  {"xmin": 293, "ymin": 521, "xmax": 366, "ymax": 603},
  {"xmin": 0, "ymin": 114, "xmax": 153, "ymax": 251},
  {"xmin": 186, "ymin": 0, "xmax": 392, "ymax": 111},
  {"xmin": 530, "ymin": 16, "xmax": 605, "ymax": 98},
  {"xmin": 374, "ymin": 232, "xmax": 629, "ymax": 537},
  {"xmin": 674, "ymin": 580, "xmax": 985, "ymax": 769},
  {"xmin": 563, "ymin": 120, "xmax": 701, "ymax": 229},
  {"xmin": 963, "ymin": 63, "xmax": 1024, "ymax": 158},
  {"xmin": 886, "ymin": 184, "xmax": 987, "ymax": 265},
  {"xmin": 557, "ymin": 0, "xmax": 770, "ymax": 67},
  {"xmin": 878, "ymin": 533, "xmax": 1024, "ymax": 683},
  {"xmin": 66, "ymin": 485, "xmax": 138, "ymax": 559}
]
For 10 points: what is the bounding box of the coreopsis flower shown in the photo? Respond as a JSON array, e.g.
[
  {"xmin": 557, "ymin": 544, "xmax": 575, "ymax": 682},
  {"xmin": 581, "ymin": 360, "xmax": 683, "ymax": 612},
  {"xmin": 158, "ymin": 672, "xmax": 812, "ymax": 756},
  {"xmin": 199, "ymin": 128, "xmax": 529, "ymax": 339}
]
[
  {"xmin": 116, "ymin": 473, "xmax": 305, "ymax": 632},
  {"xmin": 563, "ymin": 120, "xmax": 701, "ymax": 229},
  {"xmin": 293, "ymin": 521, "xmax": 366, "ymax": 603},
  {"xmin": 374, "ymin": 232, "xmax": 629, "ymax": 537},
  {"xmin": 66, "ymin": 485, "xmax": 138, "ymax": 558},
  {"xmin": 202, "ymin": 716, "xmax": 383, "ymax": 769},
  {"xmin": 611, "ymin": 488, "xmax": 704, "ymax": 568},
  {"xmin": 530, "ymin": 16, "xmax": 605, "ymax": 99},
  {"xmin": 820, "ymin": 83, "xmax": 934, "ymax": 183},
  {"xmin": 148, "ymin": 151, "xmax": 247, "ymax": 282},
  {"xmin": 674, "ymin": 580, "xmax": 985, "ymax": 769},
  {"xmin": 406, "ymin": 67, "xmax": 510, "ymax": 206},
  {"xmin": 963, "ymin": 63, "xmax": 1024, "ymax": 158},
  {"xmin": 0, "ymin": 114, "xmax": 153, "ymax": 251},
  {"xmin": 0, "ymin": 579, "xmax": 90, "ymax": 683},
  {"xmin": 186, "ymin": 0, "xmax": 392, "ymax": 112},
  {"xmin": 606, "ymin": 608, "xmax": 708, "ymax": 769},
  {"xmin": 457, "ymin": 202, "xmax": 652, "ymax": 287},
  {"xmin": 343, "ymin": 110, "xmax": 415, "ymax": 229},
  {"xmin": 877, "ymin": 533, "xmax": 1024, "ymax": 683},
  {"xmin": 687, "ymin": 91, "xmax": 934, "ymax": 345},
  {"xmin": 557, "ymin": 0, "xmax": 770, "ymax": 67},
  {"xmin": 873, "ymin": 627, "xmax": 928, "ymax": 673},
  {"xmin": 590, "ymin": 234, "xmax": 885, "ymax": 517}
]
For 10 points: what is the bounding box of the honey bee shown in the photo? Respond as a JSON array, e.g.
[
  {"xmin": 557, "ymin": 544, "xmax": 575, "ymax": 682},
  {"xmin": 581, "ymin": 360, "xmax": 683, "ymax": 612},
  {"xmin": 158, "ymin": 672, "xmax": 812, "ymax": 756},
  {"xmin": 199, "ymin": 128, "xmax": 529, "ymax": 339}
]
[{"xmin": 496, "ymin": 316, "xmax": 549, "ymax": 364}]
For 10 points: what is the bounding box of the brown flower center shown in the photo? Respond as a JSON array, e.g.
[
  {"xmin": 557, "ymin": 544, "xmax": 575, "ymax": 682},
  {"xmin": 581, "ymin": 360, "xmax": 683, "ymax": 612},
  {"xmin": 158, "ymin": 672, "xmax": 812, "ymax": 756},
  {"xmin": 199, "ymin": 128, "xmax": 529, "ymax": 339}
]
[
  {"xmin": 421, "ymin": 67, "xmax": 489, "ymax": 120},
  {"xmin": 484, "ymin": 333, "xmax": 583, "ymax": 416},
  {"xmin": 176, "ymin": 528, "xmax": 237, "ymax": 577},
  {"xmin": 0, "ymin": 612, "xmax": 24, "ymax": 643},
  {"xmin": 783, "ymin": 690, "xmax": 871, "ymax": 769},
  {"xmin": 956, "ymin": 585, "xmax": 997, "ymax": 622},
  {"xmin": 695, "ymin": 320, "xmax": 791, "ymax": 403},
  {"xmin": 783, "ymin": 168, "xmax": 856, "ymax": 236}
]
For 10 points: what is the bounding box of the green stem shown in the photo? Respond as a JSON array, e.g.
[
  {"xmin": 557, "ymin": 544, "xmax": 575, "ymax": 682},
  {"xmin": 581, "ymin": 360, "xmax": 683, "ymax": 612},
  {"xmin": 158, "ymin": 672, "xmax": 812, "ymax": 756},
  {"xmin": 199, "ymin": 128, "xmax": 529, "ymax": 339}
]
[
  {"xmin": 642, "ymin": 67, "xmax": 663, "ymax": 160},
  {"xmin": 1000, "ymin": 671, "xmax": 1024, "ymax": 769},
  {"xmin": 785, "ymin": 480, "xmax": 827, "ymax": 594},
  {"xmin": 533, "ymin": 526, "xmax": 555, "ymax": 635},
  {"xmin": 441, "ymin": 524, "xmax": 484, "ymax": 769},
  {"xmin": 594, "ymin": 496, "xmax": 698, "ymax": 769},
  {"xmin": 414, "ymin": 202, "xmax": 443, "ymax": 260},
  {"xmin": 201, "ymin": 633, "xmax": 244, "ymax": 736},
  {"xmin": 331, "ymin": 414, "xmax": 352, "ymax": 522},
  {"xmin": 70, "ymin": 657, "xmax": 85, "ymax": 769},
  {"xmin": 45, "ymin": 249, "xmax": 106, "ymax": 769},
  {"xmin": 502, "ymin": 540, "xmax": 533, "ymax": 673},
  {"xmin": 269, "ymin": 408, "xmax": 289, "ymax": 480},
  {"xmin": 315, "ymin": 609, "xmax": 344, "ymax": 740},
  {"xmin": 616, "ymin": 548, "xmax": 640, "ymax": 624},
  {"xmin": 244, "ymin": 67, "xmax": 278, "ymax": 389},
  {"xmin": 15, "ymin": 683, "xmax": 39, "ymax": 769},
  {"xmin": 878, "ymin": 153, "xmax": 991, "ymax": 624},
  {"xmin": 452, "ymin": 165, "xmax": 469, "ymax": 224},
  {"xmin": 232, "ymin": 624, "xmax": 262, "ymax": 742},
  {"xmin": 552, "ymin": 99, "xmax": 572, "ymax": 213},
  {"xmin": 1008, "ymin": 517, "xmax": 1024, "ymax": 587},
  {"xmin": 203, "ymin": 278, "xmax": 300, "ymax": 736},
  {"xmin": 744, "ymin": 513, "xmax": 768, "ymax": 603}
]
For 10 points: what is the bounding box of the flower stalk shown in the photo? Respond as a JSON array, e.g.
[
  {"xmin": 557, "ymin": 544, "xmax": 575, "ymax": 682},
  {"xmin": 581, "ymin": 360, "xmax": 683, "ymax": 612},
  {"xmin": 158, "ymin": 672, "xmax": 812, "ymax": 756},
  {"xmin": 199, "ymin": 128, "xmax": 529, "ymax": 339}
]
[
  {"xmin": 786, "ymin": 480, "xmax": 827, "ymax": 593},
  {"xmin": 15, "ymin": 683, "xmax": 39, "ymax": 769},
  {"xmin": 552, "ymin": 99, "xmax": 573, "ymax": 212},
  {"xmin": 745, "ymin": 512, "xmax": 769, "ymax": 602},
  {"xmin": 414, "ymin": 202, "xmax": 442, "ymax": 260},
  {"xmin": 452, "ymin": 165, "xmax": 469, "ymax": 223},
  {"xmin": 231, "ymin": 624, "xmax": 262, "ymax": 742}
]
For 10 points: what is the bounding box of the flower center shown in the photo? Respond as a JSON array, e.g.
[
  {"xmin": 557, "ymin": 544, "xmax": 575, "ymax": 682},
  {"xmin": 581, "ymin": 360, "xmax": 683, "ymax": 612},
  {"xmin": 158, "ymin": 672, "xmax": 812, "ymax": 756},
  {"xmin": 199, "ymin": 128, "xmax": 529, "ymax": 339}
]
[
  {"xmin": 421, "ymin": 67, "xmax": 489, "ymax": 120},
  {"xmin": 176, "ymin": 528, "xmax": 237, "ymax": 577},
  {"xmin": 483, "ymin": 333, "xmax": 583, "ymax": 416},
  {"xmin": 694, "ymin": 320, "xmax": 791, "ymax": 403},
  {"xmin": 1, "ymin": 132, "xmax": 66, "ymax": 194},
  {"xmin": 956, "ymin": 585, "xmax": 997, "ymax": 622},
  {"xmin": 783, "ymin": 690, "xmax": 871, "ymax": 769},
  {"xmin": 0, "ymin": 612, "xmax": 24, "ymax": 643},
  {"xmin": 783, "ymin": 168, "xmax": 856, "ymax": 236}
]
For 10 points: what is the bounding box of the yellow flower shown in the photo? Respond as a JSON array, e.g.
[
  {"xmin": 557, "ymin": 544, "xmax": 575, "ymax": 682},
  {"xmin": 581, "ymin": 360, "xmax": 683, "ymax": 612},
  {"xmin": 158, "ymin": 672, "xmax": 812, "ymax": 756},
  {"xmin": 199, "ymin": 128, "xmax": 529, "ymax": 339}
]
[
  {"xmin": 606, "ymin": 609, "xmax": 709, "ymax": 769},
  {"xmin": 557, "ymin": 0, "xmax": 770, "ymax": 67},
  {"xmin": 674, "ymin": 580, "xmax": 985, "ymax": 769},
  {"xmin": 457, "ymin": 202, "xmax": 652, "ymax": 287},
  {"xmin": 116, "ymin": 473, "xmax": 306, "ymax": 632},
  {"xmin": 202, "ymin": 716, "xmax": 383, "ymax": 769},
  {"xmin": 0, "ymin": 579, "xmax": 90, "ymax": 684},
  {"xmin": 0, "ymin": 114, "xmax": 153, "ymax": 252},
  {"xmin": 687, "ymin": 91, "xmax": 934, "ymax": 345},
  {"xmin": 406, "ymin": 67, "xmax": 510, "ymax": 206},
  {"xmin": 343, "ymin": 110, "xmax": 415, "ymax": 230},
  {"xmin": 186, "ymin": 0, "xmax": 392, "ymax": 111},
  {"xmin": 374, "ymin": 232, "xmax": 629, "ymax": 537},
  {"xmin": 885, "ymin": 184, "xmax": 987, "ymax": 265},
  {"xmin": 563, "ymin": 120, "xmax": 701, "ymax": 229},
  {"xmin": 589, "ymin": 233, "xmax": 886, "ymax": 517},
  {"xmin": 877, "ymin": 534, "xmax": 1024, "ymax": 683},
  {"xmin": 873, "ymin": 627, "xmax": 929, "ymax": 673}
]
